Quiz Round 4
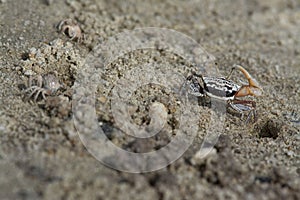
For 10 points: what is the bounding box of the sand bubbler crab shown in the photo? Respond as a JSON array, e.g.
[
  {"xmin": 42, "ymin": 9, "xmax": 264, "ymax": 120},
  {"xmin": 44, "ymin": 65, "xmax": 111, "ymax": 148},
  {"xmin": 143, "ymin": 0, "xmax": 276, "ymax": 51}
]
[
  {"xmin": 24, "ymin": 73, "xmax": 61, "ymax": 101},
  {"xmin": 186, "ymin": 65, "xmax": 263, "ymax": 122},
  {"xmin": 57, "ymin": 18, "xmax": 84, "ymax": 42}
]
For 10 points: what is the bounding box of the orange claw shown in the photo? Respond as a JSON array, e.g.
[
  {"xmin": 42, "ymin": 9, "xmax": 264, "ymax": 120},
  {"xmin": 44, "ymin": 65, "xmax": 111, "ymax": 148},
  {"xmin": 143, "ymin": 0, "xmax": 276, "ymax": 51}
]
[
  {"xmin": 235, "ymin": 85, "xmax": 263, "ymax": 97},
  {"xmin": 233, "ymin": 65, "xmax": 263, "ymax": 97}
]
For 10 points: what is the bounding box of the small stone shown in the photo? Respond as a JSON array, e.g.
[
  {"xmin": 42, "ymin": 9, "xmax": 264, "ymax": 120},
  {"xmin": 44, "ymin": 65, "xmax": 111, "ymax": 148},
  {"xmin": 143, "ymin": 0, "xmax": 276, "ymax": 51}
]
[
  {"xmin": 39, "ymin": 20, "xmax": 45, "ymax": 27},
  {"xmin": 29, "ymin": 47, "xmax": 37, "ymax": 54},
  {"xmin": 24, "ymin": 20, "xmax": 31, "ymax": 26},
  {"xmin": 24, "ymin": 70, "xmax": 35, "ymax": 76}
]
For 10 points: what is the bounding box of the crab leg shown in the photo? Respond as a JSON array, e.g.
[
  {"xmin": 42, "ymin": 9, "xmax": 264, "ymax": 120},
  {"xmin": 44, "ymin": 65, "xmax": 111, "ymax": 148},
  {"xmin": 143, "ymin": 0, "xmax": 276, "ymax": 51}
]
[
  {"xmin": 27, "ymin": 87, "xmax": 39, "ymax": 98},
  {"xmin": 41, "ymin": 92, "xmax": 47, "ymax": 100},
  {"xmin": 229, "ymin": 99, "xmax": 257, "ymax": 122},
  {"xmin": 34, "ymin": 90, "xmax": 42, "ymax": 101},
  {"xmin": 24, "ymin": 86, "xmax": 38, "ymax": 93}
]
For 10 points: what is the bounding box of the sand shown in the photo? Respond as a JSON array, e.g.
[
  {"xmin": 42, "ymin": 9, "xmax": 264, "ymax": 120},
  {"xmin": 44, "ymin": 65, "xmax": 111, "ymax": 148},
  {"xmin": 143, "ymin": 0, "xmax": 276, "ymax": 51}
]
[{"xmin": 0, "ymin": 0, "xmax": 299, "ymax": 199}]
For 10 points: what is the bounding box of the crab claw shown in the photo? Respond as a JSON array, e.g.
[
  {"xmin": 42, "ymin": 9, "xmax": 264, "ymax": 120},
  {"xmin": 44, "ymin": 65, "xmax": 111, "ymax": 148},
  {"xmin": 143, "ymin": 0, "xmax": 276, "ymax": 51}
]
[
  {"xmin": 236, "ymin": 85, "xmax": 263, "ymax": 97},
  {"xmin": 233, "ymin": 65, "xmax": 263, "ymax": 97},
  {"xmin": 249, "ymin": 86, "xmax": 263, "ymax": 96}
]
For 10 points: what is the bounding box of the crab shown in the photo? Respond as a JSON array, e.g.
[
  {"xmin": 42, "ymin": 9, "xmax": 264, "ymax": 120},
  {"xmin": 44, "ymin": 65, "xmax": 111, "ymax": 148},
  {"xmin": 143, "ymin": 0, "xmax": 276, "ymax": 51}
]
[
  {"xmin": 185, "ymin": 65, "xmax": 263, "ymax": 122},
  {"xmin": 24, "ymin": 73, "xmax": 61, "ymax": 101},
  {"xmin": 57, "ymin": 19, "xmax": 84, "ymax": 42}
]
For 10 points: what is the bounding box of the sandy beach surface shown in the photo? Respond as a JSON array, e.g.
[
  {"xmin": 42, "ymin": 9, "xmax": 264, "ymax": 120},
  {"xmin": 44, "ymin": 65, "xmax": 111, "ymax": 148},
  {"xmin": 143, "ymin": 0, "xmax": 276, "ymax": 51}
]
[{"xmin": 0, "ymin": 0, "xmax": 299, "ymax": 199}]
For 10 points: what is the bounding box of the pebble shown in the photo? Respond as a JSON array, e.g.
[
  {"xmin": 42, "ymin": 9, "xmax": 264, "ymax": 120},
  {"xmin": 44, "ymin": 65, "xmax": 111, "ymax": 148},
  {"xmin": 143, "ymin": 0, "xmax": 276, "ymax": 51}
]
[
  {"xmin": 24, "ymin": 70, "xmax": 35, "ymax": 76},
  {"xmin": 24, "ymin": 20, "xmax": 31, "ymax": 26}
]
